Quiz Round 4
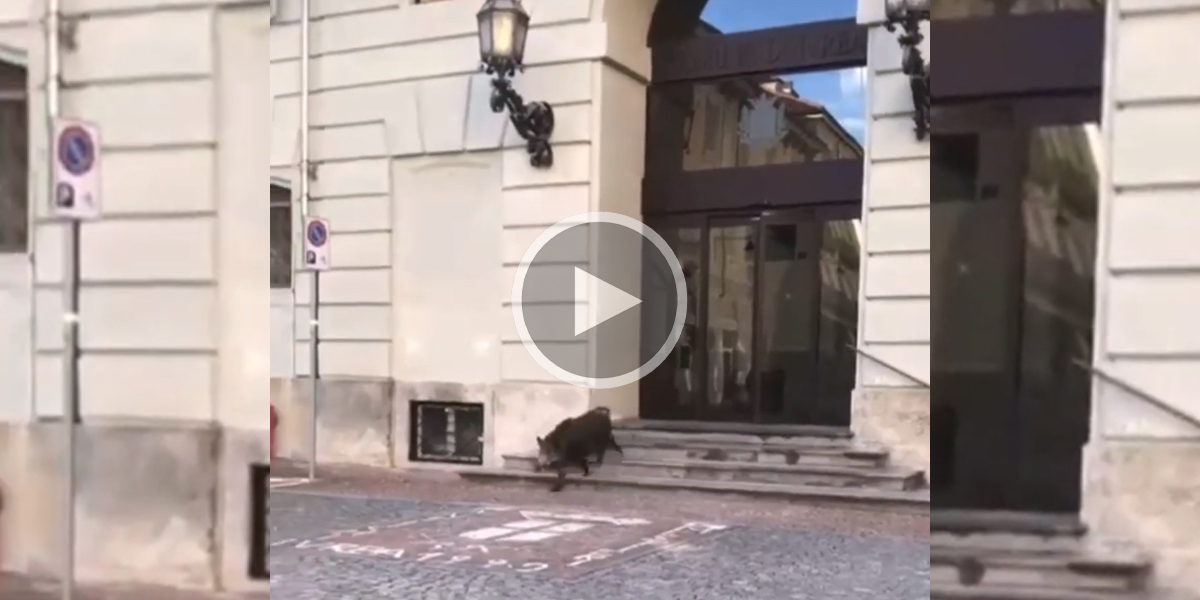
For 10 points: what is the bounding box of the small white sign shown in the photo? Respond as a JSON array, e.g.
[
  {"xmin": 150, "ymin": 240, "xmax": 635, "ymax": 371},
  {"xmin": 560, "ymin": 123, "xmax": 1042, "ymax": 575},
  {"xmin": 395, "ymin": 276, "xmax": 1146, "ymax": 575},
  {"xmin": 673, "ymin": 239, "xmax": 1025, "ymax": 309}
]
[
  {"xmin": 302, "ymin": 216, "xmax": 331, "ymax": 271},
  {"xmin": 51, "ymin": 118, "xmax": 102, "ymax": 220}
]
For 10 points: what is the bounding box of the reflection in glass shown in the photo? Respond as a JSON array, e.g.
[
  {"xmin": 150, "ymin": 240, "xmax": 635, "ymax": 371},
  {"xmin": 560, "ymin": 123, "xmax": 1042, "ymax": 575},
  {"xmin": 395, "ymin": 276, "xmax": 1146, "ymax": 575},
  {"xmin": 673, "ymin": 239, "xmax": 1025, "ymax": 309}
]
[
  {"xmin": 706, "ymin": 219, "xmax": 756, "ymax": 417},
  {"xmin": 655, "ymin": 69, "xmax": 866, "ymax": 173},
  {"xmin": 1016, "ymin": 125, "xmax": 1098, "ymax": 497},
  {"xmin": 816, "ymin": 217, "xmax": 860, "ymax": 426},
  {"xmin": 758, "ymin": 219, "xmax": 818, "ymax": 423},
  {"xmin": 930, "ymin": 120, "xmax": 1099, "ymax": 512},
  {"xmin": 932, "ymin": 0, "xmax": 1103, "ymax": 19},
  {"xmin": 644, "ymin": 224, "xmax": 705, "ymax": 409}
]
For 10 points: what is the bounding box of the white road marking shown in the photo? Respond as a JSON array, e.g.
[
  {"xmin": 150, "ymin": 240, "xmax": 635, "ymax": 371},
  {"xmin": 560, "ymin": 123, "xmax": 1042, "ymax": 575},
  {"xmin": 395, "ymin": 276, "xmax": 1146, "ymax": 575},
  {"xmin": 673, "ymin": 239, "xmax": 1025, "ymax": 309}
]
[{"xmin": 519, "ymin": 510, "xmax": 651, "ymax": 526}]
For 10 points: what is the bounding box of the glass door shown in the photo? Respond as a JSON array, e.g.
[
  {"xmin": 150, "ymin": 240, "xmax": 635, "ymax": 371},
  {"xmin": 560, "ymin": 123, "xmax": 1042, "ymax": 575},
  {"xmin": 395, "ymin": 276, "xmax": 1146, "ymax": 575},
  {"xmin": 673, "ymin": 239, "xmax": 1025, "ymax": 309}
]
[
  {"xmin": 639, "ymin": 214, "xmax": 705, "ymax": 421},
  {"xmin": 755, "ymin": 210, "xmax": 820, "ymax": 424},
  {"xmin": 931, "ymin": 98, "xmax": 1099, "ymax": 514},
  {"xmin": 641, "ymin": 206, "xmax": 860, "ymax": 426},
  {"xmin": 702, "ymin": 216, "xmax": 760, "ymax": 422}
]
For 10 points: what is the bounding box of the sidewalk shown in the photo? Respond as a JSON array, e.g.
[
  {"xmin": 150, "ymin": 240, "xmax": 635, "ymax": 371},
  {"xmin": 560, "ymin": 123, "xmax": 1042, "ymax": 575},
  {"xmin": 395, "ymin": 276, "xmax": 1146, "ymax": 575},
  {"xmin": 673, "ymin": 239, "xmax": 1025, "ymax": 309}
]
[{"xmin": 1, "ymin": 574, "xmax": 267, "ymax": 600}]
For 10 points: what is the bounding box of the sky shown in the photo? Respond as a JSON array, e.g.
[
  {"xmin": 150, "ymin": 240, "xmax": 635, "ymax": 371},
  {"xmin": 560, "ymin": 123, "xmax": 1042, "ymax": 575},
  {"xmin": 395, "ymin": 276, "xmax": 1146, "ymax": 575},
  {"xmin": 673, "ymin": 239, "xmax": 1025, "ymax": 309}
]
[{"xmin": 700, "ymin": 0, "xmax": 866, "ymax": 141}]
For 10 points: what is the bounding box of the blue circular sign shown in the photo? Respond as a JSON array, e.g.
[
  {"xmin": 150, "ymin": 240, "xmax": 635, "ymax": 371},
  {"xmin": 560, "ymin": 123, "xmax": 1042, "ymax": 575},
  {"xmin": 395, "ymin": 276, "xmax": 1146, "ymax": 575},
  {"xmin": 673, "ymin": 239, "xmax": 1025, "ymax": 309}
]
[
  {"xmin": 306, "ymin": 220, "xmax": 328, "ymax": 247},
  {"xmin": 57, "ymin": 126, "xmax": 96, "ymax": 177}
]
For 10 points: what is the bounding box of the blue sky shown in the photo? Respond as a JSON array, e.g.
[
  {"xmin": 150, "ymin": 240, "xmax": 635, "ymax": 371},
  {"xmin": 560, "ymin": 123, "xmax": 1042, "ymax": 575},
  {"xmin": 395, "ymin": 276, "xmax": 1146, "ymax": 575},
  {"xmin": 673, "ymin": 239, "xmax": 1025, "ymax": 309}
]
[{"xmin": 700, "ymin": 0, "xmax": 866, "ymax": 141}]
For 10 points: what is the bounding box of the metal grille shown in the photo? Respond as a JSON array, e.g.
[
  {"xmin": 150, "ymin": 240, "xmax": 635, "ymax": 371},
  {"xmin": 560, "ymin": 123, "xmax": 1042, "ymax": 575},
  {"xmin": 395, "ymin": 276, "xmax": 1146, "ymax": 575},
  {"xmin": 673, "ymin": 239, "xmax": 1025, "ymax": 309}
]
[
  {"xmin": 270, "ymin": 184, "xmax": 291, "ymax": 288},
  {"xmin": 248, "ymin": 463, "xmax": 269, "ymax": 580},
  {"xmin": 0, "ymin": 61, "xmax": 28, "ymax": 254},
  {"xmin": 409, "ymin": 401, "xmax": 485, "ymax": 465}
]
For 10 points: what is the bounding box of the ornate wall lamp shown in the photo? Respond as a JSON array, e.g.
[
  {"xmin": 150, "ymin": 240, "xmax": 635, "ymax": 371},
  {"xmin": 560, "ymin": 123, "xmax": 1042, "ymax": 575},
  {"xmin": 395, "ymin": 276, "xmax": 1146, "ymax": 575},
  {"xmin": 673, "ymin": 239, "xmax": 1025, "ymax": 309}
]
[
  {"xmin": 477, "ymin": 0, "xmax": 556, "ymax": 168},
  {"xmin": 885, "ymin": 0, "xmax": 930, "ymax": 141}
]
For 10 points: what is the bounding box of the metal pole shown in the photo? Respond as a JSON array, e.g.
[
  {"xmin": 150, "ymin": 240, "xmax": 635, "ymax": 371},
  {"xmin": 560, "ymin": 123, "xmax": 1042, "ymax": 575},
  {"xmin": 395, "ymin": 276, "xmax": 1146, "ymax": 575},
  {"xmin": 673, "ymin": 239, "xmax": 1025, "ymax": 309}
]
[
  {"xmin": 46, "ymin": 0, "xmax": 79, "ymax": 598},
  {"xmin": 299, "ymin": 0, "xmax": 318, "ymax": 481},
  {"xmin": 308, "ymin": 274, "xmax": 320, "ymax": 481}
]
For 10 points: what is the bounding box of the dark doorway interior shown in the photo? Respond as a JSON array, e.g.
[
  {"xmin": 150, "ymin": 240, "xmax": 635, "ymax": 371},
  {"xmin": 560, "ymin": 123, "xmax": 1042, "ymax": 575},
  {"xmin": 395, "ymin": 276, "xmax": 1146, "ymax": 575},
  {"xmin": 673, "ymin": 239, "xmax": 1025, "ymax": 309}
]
[
  {"xmin": 930, "ymin": 97, "xmax": 1100, "ymax": 515},
  {"xmin": 640, "ymin": 205, "xmax": 859, "ymax": 426}
]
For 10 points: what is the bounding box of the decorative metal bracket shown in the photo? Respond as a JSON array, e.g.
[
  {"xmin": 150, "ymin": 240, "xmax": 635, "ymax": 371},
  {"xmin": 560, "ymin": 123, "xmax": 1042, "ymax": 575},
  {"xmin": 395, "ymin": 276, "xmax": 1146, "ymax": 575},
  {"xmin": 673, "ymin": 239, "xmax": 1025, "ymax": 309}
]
[
  {"xmin": 885, "ymin": 10, "xmax": 930, "ymax": 141},
  {"xmin": 489, "ymin": 75, "xmax": 555, "ymax": 169}
]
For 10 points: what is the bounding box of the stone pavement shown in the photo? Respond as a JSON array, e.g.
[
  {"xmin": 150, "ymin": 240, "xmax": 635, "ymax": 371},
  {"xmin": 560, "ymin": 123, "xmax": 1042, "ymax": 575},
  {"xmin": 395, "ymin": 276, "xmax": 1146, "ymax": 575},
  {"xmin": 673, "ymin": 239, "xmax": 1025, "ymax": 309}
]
[{"xmin": 269, "ymin": 464, "xmax": 930, "ymax": 600}]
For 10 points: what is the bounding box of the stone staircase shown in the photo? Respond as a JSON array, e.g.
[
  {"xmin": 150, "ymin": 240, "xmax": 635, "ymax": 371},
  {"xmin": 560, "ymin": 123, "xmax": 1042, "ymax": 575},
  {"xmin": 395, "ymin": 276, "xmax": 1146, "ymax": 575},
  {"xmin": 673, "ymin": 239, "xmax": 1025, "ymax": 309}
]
[
  {"xmin": 930, "ymin": 530, "xmax": 1156, "ymax": 599},
  {"xmin": 461, "ymin": 422, "xmax": 929, "ymax": 510}
]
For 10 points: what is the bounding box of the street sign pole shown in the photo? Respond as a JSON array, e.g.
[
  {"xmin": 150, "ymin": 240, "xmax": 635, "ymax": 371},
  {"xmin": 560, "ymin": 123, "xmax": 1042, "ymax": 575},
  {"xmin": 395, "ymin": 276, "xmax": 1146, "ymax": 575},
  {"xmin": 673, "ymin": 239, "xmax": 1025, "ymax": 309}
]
[
  {"xmin": 309, "ymin": 270, "xmax": 320, "ymax": 481},
  {"xmin": 302, "ymin": 217, "xmax": 330, "ymax": 481},
  {"xmin": 45, "ymin": 2, "xmax": 71, "ymax": 599},
  {"xmin": 46, "ymin": 2, "xmax": 102, "ymax": 599}
]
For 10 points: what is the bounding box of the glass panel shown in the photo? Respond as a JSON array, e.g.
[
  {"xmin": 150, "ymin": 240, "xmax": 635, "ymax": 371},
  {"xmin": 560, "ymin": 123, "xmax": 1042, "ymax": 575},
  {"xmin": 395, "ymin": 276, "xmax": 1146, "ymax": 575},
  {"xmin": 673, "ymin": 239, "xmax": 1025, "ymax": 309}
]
[
  {"xmin": 930, "ymin": 108, "xmax": 1099, "ymax": 514},
  {"xmin": 706, "ymin": 219, "xmax": 756, "ymax": 419},
  {"xmin": 816, "ymin": 216, "xmax": 860, "ymax": 426},
  {"xmin": 933, "ymin": 0, "xmax": 1103, "ymax": 19},
  {"xmin": 931, "ymin": 127, "xmax": 1024, "ymax": 509},
  {"xmin": 758, "ymin": 217, "xmax": 819, "ymax": 423},
  {"xmin": 1012, "ymin": 124, "xmax": 1098, "ymax": 510},
  {"xmin": 642, "ymin": 222, "xmax": 705, "ymax": 412},
  {"xmin": 700, "ymin": 0, "xmax": 857, "ymax": 35},
  {"xmin": 660, "ymin": 70, "xmax": 866, "ymax": 173}
]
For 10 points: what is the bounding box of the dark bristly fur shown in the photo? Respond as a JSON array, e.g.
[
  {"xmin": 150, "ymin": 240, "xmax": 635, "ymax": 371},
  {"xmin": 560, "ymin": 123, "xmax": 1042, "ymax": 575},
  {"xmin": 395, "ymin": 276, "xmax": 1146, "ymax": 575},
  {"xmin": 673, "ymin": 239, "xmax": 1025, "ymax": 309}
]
[{"xmin": 535, "ymin": 407, "xmax": 623, "ymax": 492}]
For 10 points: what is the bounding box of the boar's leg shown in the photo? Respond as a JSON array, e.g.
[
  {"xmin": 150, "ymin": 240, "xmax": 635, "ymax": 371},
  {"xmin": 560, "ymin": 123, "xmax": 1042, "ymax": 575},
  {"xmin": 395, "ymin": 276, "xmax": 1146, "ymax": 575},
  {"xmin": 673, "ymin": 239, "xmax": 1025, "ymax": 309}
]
[{"xmin": 550, "ymin": 465, "xmax": 567, "ymax": 492}]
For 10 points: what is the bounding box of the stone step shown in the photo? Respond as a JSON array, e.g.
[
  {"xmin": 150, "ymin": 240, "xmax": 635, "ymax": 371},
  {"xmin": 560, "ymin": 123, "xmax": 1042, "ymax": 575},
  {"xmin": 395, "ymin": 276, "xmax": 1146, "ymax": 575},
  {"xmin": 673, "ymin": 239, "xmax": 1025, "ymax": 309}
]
[
  {"xmin": 932, "ymin": 533, "xmax": 1154, "ymax": 596},
  {"xmin": 931, "ymin": 585, "xmax": 1154, "ymax": 600},
  {"xmin": 613, "ymin": 427, "xmax": 889, "ymax": 468},
  {"xmin": 613, "ymin": 419, "xmax": 853, "ymax": 439},
  {"xmin": 504, "ymin": 453, "xmax": 924, "ymax": 491},
  {"xmin": 612, "ymin": 428, "xmax": 859, "ymax": 450},
  {"xmin": 616, "ymin": 436, "xmax": 889, "ymax": 468},
  {"xmin": 458, "ymin": 467, "xmax": 930, "ymax": 512}
]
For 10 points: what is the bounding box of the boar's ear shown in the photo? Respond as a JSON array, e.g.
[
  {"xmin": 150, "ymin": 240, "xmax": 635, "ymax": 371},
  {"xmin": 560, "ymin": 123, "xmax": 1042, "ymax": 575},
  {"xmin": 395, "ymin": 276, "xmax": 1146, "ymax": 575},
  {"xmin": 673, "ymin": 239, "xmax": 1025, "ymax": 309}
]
[{"xmin": 535, "ymin": 436, "xmax": 544, "ymax": 446}]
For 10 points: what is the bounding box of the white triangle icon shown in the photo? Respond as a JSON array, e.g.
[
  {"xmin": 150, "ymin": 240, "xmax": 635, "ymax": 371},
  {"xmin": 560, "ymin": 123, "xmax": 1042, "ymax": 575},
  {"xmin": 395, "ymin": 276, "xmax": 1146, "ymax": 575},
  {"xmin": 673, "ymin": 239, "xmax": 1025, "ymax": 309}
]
[{"xmin": 574, "ymin": 267, "xmax": 642, "ymax": 336}]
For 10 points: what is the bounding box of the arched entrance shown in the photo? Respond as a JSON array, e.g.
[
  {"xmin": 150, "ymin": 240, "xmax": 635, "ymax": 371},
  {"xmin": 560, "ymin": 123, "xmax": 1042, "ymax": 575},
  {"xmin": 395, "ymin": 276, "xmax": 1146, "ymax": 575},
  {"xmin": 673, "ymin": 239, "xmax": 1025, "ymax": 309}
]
[{"xmin": 638, "ymin": 2, "xmax": 867, "ymax": 428}]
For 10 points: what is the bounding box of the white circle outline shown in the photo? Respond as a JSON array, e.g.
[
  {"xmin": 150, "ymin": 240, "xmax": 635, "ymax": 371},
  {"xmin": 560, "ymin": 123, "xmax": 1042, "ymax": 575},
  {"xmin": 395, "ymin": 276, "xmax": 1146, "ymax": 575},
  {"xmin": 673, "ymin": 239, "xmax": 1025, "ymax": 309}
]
[{"xmin": 511, "ymin": 212, "xmax": 687, "ymax": 390}]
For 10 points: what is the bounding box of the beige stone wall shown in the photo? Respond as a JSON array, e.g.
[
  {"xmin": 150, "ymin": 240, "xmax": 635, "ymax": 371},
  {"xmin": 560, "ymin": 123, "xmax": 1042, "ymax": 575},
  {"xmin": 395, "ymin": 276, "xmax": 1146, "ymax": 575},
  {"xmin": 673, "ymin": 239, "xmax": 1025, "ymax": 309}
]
[
  {"xmin": 269, "ymin": 0, "xmax": 664, "ymax": 464},
  {"xmin": 852, "ymin": 1, "xmax": 929, "ymax": 473},
  {"xmin": 1, "ymin": 0, "xmax": 271, "ymax": 593},
  {"xmin": 1083, "ymin": 0, "xmax": 1200, "ymax": 593}
]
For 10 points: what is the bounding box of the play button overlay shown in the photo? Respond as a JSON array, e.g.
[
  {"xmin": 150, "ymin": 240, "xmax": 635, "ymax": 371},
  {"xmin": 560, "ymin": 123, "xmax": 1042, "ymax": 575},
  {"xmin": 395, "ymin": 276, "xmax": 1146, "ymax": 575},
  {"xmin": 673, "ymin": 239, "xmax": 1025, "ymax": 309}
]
[
  {"xmin": 574, "ymin": 268, "xmax": 641, "ymax": 336},
  {"xmin": 512, "ymin": 212, "xmax": 686, "ymax": 390}
]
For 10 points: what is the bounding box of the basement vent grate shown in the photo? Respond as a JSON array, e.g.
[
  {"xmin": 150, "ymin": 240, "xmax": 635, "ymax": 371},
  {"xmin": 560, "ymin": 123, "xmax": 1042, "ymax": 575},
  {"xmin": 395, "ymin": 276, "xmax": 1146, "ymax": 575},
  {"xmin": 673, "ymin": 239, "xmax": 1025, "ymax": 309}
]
[
  {"xmin": 409, "ymin": 401, "xmax": 485, "ymax": 465},
  {"xmin": 248, "ymin": 463, "xmax": 269, "ymax": 580}
]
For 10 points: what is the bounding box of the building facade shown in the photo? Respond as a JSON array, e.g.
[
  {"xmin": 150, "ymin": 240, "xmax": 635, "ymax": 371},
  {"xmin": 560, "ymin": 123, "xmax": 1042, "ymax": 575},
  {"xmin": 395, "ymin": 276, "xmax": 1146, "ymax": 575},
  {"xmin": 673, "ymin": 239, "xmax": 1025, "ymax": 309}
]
[
  {"xmin": 267, "ymin": 0, "xmax": 931, "ymax": 474},
  {"xmin": 910, "ymin": 0, "xmax": 1198, "ymax": 594},
  {"xmin": 0, "ymin": 0, "xmax": 270, "ymax": 592},
  {"xmin": 267, "ymin": 0, "xmax": 1199, "ymax": 592}
]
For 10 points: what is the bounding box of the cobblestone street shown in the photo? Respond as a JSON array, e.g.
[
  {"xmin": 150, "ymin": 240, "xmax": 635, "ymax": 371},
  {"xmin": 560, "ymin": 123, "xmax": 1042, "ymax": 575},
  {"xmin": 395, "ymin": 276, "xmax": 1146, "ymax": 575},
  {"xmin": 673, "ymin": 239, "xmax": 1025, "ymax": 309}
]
[{"xmin": 268, "ymin": 466, "xmax": 930, "ymax": 600}]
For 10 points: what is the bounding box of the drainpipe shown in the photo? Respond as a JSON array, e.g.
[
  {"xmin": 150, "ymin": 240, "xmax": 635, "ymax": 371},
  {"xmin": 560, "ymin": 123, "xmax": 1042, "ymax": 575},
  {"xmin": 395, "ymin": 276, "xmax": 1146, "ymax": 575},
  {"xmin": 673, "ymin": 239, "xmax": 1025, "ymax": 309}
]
[{"xmin": 299, "ymin": 0, "xmax": 318, "ymax": 482}]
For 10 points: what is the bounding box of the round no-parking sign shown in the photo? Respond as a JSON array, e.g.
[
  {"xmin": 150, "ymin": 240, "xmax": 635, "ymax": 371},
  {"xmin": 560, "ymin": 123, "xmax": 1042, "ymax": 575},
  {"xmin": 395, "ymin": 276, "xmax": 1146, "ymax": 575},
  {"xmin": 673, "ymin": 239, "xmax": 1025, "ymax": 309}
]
[
  {"xmin": 303, "ymin": 217, "xmax": 331, "ymax": 271},
  {"xmin": 51, "ymin": 119, "xmax": 102, "ymax": 220}
]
